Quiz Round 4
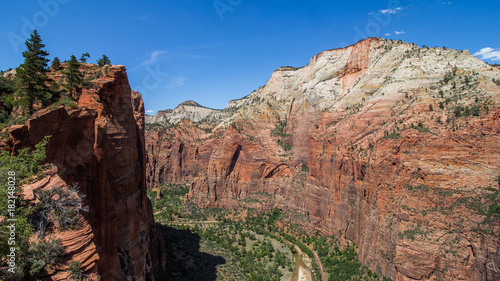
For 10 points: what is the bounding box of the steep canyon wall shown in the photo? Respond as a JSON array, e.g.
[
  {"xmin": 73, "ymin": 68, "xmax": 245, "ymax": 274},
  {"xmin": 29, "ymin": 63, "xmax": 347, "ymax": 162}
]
[
  {"xmin": 146, "ymin": 38, "xmax": 500, "ymax": 281},
  {"xmin": 4, "ymin": 65, "xmax": 164, "ymax": 280}
]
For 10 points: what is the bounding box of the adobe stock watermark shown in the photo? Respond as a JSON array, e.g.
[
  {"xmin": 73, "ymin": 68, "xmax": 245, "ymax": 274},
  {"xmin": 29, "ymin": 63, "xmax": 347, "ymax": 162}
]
[
  {"xmin": 134, "ymin": 64, "xmax": 169, "ymax": 100},
  {"xmin": 5, "ymin": 171, "xmax": 18, "ymax": 274},
  {"xmin": 7, "ymin": 0, "xmax": 71, "ymax": 54},
  {"xmin": 213, "ymin": 0, "xmax": 243, "ymax": 21},
  {"xmin": 353, "ymin": 0, "xmax": 402, "ymax": 43}
]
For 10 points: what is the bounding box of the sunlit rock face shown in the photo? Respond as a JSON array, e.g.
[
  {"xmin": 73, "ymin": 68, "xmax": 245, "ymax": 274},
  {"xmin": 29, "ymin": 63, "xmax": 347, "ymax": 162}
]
[
  {"xmin": 145, "ymin": 100, "xmax": 218, "ymax": 125},
  {"xmin": 146, "ymin": 38, "xmax": 500, "ymax": 280}
]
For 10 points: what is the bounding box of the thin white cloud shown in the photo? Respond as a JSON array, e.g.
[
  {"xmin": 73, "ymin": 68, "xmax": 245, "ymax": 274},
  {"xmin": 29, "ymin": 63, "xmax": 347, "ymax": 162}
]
[
  {"xmin": 385, "ymin": 33, "xmax": 392, "ymax": 36},
  {"xmin": 167, "ymin": 76, "xmax": 186, "ymax": 89},
  {"xmin": 136, "ymin": 15, "xmax": 149, "ymax": 21},
  {"xmin": 138, "ymin": 44, "xmax": 219, "ymax": 67},
  {"xmin": 380, "ymin": 7, "xmax": 403, "ymax": 14},
  {"xmin": 141, "ymin": 50, "xmax": 166, "ymax": 66},
  {"xmin": 438, "ymin": 1, "xmax": 452, "ymax": 5},
  {"xmin": 474, "ymin": 47, "xmax": 500, "ymax": 61},
  {"xmin": 394, "ymin": 31, "xmax": 405, "ymax": 35},
  {"xmin": 146, "ymin": 110, "xmax": 154, "ymax": 114}
]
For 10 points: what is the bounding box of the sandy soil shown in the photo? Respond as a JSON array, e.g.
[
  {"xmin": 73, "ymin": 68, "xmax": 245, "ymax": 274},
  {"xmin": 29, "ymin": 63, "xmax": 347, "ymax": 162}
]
[{"xmin": 297, "ymin": 266, "xmax": 313, "ymax": 281}]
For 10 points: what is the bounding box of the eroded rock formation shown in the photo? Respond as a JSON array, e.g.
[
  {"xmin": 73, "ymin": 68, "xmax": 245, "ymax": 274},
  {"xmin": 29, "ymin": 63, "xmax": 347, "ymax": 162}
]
[
  {"xmin": 146, "ymin": 38, "xmax": 500, "ymax": 280},
  {"xmin": 5, "ymin": 65, "xmax": 164, "ymax": 280}
]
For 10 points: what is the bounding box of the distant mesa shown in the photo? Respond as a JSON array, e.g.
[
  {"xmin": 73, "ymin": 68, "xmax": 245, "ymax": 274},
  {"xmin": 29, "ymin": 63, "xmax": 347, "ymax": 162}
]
[
  {"xmin": 178, "ymin": 100, "xmax": 203, "ymax": 107},
  {"xmin": 146, "ymin": 100, "xmax": 219, "ymax": 124}
]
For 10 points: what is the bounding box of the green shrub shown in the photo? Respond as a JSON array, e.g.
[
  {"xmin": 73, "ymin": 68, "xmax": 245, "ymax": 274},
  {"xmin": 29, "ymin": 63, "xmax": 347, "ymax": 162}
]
[
  {"xmin": 29, "ymin": 238, "xmax": 64, "ymax": 275},
  {"xmin": 493, "ymin": 78, "xmax": 500, "ymax": 86},
  {"xmin": 397, "ymin": 227, "xmax": 429, "ymax": 241},
  {"xmin": 277, "ymin": 66, "xmax": 301, "ymax": 71},
  {"xmin": 0, "ymin": 137, "xmax": 51, "ymax": 279},
  {"xmin": 487, "ymin": 204, "xmax": 500, "ymax": 216},
  {"xmin": 405, "ymin": 184, "xmax": 430, "ymax": 192},
  {"xmin": 278, "ymin": 141, "xmax": 292, "ymax": 151},
  {"xmin": 383, "ymin": 130, "xmax": 400, "ymax": 140},
  {"xmin": 0, "ymin": 135, "xmax": 50, "ymax": 187},
  {"xmin": 453, "ymin": 105, "xmax": 481, "ymax": 118},
  {"xmin": 67, "ymin": 261, "xmax": 85, "ymax": 281},
  {"xmin": 301, "ymin": 166, "xmax": 310, "ymax": 173},
  {"xmin": 31, "ymin": 184, "xmax": 88, "ymax": 238},
  {"xmin": 411, "ymin": 123, "xmax": 432, "ymax": 134},
  {"xmin": 49, "ymin": 96, "xmax": 77, "ymax": 109},
  {"xmin": 271, "ymin": 121, "xmax": 290, "ymax": 137}
]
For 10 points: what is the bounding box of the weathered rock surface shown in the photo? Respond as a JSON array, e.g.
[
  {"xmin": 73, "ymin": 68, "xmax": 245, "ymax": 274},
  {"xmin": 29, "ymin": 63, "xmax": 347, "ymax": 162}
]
[
  {"xmin": 146, "ymin": 38, "xmax": 500, "ymax": 280},
  {"xmin": 146, "ymin": 119, "xmax": 216, "ymax": 187},
  {"xmin": 5, "ymin": 65, "xmax": 164, "ymax": 280}
]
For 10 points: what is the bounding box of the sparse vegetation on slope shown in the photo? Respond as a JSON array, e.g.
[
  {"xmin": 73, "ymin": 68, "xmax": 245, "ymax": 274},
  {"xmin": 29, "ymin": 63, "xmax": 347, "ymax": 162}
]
[
  {"xmin": 148, "ymin": 184, "xmax": 391, "ymax": 281},
  {"xmin": 0, "ymin": 136, "xmax": 90, "ymax": 280}
]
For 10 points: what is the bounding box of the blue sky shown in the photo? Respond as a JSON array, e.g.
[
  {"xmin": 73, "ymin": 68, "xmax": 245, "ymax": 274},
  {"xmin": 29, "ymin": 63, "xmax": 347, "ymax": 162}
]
[{"xmin": 1, "ymin": 0, "xmax": 499, "ymax": 114}]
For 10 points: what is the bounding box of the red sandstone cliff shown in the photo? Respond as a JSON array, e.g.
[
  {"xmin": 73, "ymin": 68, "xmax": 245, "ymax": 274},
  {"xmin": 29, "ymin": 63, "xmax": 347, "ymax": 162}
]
[
  {"xmin": 5, "ymin": 65, "xmax": 164, "ymax": 280},
  {"xmin": 146, "ymin": 120, "xmax": 216, "ymax": 187},
  {"xmin": 146, "ymin": 38, "xmax": 500, "ymax": 280}
]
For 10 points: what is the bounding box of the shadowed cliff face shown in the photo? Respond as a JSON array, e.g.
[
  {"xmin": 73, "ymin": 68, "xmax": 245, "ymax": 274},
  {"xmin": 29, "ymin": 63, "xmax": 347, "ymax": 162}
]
[
  {"xmin": 146, "ymin": 38, "xmax": 500, "ymax": 281},
  {"xmin": 5, "ymin": 65, "xmax": 164, "ymax": 280}
]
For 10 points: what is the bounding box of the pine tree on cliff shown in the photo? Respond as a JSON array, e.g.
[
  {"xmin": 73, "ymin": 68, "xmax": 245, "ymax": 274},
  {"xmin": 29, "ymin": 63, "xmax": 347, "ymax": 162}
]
[
  {"xmin": 15, "ymin": 30, "xmax": 51, "ymax": 114},
  {"xmin": 79, "ymin": 52, "xmax": 90, "ymax": 63},
  {"xmin": 0, "ymin": 76, "xmax": 15, "ymax": 123},
  {"xmin": 62, "ymin": 55, "xmax": 84, "ymax": 98},
  {"xmin": 97, "ymin": 55, "xmax": 111, "ymax": 67},
  {"xmin": 51, "ymin": 57, "xmax": 61, "ymax": 70}
]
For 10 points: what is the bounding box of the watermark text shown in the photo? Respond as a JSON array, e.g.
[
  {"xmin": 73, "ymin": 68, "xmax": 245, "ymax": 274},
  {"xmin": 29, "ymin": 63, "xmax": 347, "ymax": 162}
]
[
  {"xmin": 213, "ymin": 0, "xmax": 243, "ymax": 21},
  {"xmin": 7, "ymin": 0, "xmax": 71, "ymax": 53},
  {"xmin": 5, "ymin": 171, "xmax": 17, "ymax": 274}
]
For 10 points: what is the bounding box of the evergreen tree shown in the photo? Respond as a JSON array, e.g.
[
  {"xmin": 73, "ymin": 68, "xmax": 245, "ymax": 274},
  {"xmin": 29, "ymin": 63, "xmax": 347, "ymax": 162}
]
[
  {"xmin": 48, "ymin": 81, "xmax": 62, "ymax": 104},
  {"xmin": 97, "ymin": 54, "xmax": 111, "ymax": 67},
  {"xmin": 0, "ymin": 76, "xmax": 14, "ymax": 96},
  {"xmin": 62, "ymin": 55, "xmax": 84, "ymax": 98},
  {"xmin": 15, "ymin": 30, "xmax": 52, "ymax": 114},
  {"xmin": 51, "ymin": 57, "xmax": 61, "ymax": 70},
  {"xmin": 79, "ymin": 52, "xmax": 90, "ymax": 63},
  {"xmin": 0, "ymin": 76, "xmax": 15, "ymax": 123}
]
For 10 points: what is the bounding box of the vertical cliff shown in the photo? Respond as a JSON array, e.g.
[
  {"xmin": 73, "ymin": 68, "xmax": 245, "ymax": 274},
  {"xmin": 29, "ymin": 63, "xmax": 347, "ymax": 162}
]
[
  {"xmin": 146, "ymin": 38, "xmax": 500, "ymax": 280},
  {"xmin": 5, "ymin": 65, "xmax": 163, "ymax": 280}
]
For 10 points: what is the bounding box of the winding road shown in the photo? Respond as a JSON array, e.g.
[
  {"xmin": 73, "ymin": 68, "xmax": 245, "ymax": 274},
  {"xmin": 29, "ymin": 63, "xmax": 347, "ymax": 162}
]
[{"xmin": 308, "ymin": 245, "xmax": 326, "ymax": 281}]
